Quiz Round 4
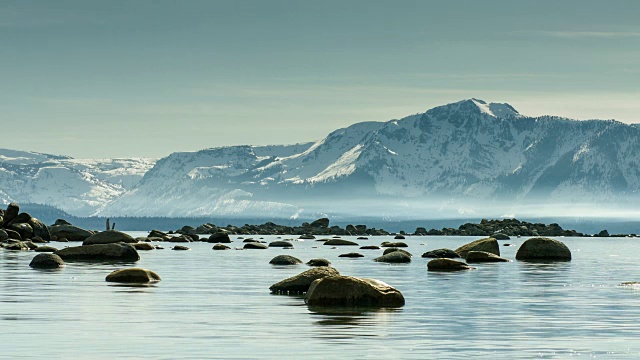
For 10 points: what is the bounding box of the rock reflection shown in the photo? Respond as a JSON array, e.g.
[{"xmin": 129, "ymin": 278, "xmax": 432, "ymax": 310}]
[{"xmin": 308, "ymin": 306, "xmax": 401, "ymax": 337}]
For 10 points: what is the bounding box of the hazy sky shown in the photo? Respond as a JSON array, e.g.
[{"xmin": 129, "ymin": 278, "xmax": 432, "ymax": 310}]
[{"xmin": 2, "ymin": 0, "xmax": 639, "ymax": 158}]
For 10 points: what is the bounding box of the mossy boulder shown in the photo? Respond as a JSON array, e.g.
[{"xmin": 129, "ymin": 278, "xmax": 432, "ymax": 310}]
[
  {"xmin": 270, "ymin": 266, "xmax": 340, "ymax": 294},
  {"xmin": 455, "ymin": 238, "xmax": 499, "ymax": 258}
]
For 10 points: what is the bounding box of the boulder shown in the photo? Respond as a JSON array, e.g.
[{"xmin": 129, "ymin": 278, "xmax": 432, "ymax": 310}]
[
  {"xmin": 9, "ymin": 223, "xmax": 33, "ymax": 240},
  {"xmin": 29, "ymin": 253, "xmax": 65, "ymax": 269},
  {"xmin": 244, "ymin": 242, "xmax": 268, "ymax": 249},
  {"xmin": 427, "ymin": 258, "xmax": 474, "ymax": 271},
  {"xmin": 455, "ymin": 238, "xmax": 499, "ymax": 258},
  {"xmin": 269, "ymin": 267, "xmax": 340, "ymax": 294},
  {"xmin": 30, "ymin": 236, "xmax": 46, "ymax": 243},
  {"xmin": 7, "ymin": 212, "xmax": 32, "ymax": 226},
  {"xmin": 149, "ymin": 229, "xmax": 169, "ymax": 239},
  {"xmin": 49, "ymin": 224, "xmax": 94, "ymax": 242},
  {"xmin": 299, "ymin": 234, "xmax": 316, "ymax": 240},
  {"xmin": 208, "ymin": 232, "xmax": 231, "ymax": 243},
  {"xmin": 132, "ymin": 242, "xmax": 155, "ymax": 251},
  {"xmin": 2, "ymin": 203, "xmax": 19, "ymax": 225},
  {"xmin": 421, "ymin": 248, "xmax": 460, "ymax": 258},
  {"xmin": 4, "ymin": 241, "xmax": 30, "ymax": 250},
  {"xmin": 381, "ymin": 241, "xmax": 408, "ymax": 248},
  {"xmin": 310, "ymin": 218, "xmax": 330, "ymax": 228},
  {"xmin": 374, "ymin": 251, "xmax": 411, "ymax": 263},
  {"xmin": 306, "ymin": 258, "xmax": 331, "ymax": 267},
  {"xmin": 5, "ymin": 229, "xmax": 21, "ymax": 240},
  {"xmin": 105, "ymin": 268, "xmax": 160, "ymax": 283},
  {"xmin": 338, "ymin": 252, "xmax": 364, "ymax": 258},
  {"xmin": 304, "ymin": 276, "xmax": 405, "ymax": 307},
  {"xmin": 383, "ymin": 248, "xmax": 412, "ymax": 256},
  {"xmin": 0, "ymin": 229, "xmax": 8, "ymax": 241},
  {"xmin": 394, "ymin": 234, "xmax": 406, "ymax": 240},
  {"xmin": 35, "ymin": 245, "xmax": 58, "ymax": 253},
  {"xmin": 55, "ymin": 243, "xmax": 140, "ymax": 262},
  {"xmin": 167, "ymin": 235, "xmax": 191, "ymax": 243},
  {"xmin": 172, "ymin": 245, "xmax": 190, "ymax": 250},
  {"xmin": 269, "ymin": 241, "xmax": 293, "ymax": 248},
  {"xmin": 82, "ymin": 230, "xmax": 137, "ymax": 245},
  {"xmin": 515, "ymin": 237, "xmax": 571, "ymax": 261},
  {"xmin": 269, "ymin": 255, "xmax": 302, "ymax": 265},
  {"xmin": 360, "ymin": 245, "xmax": 381, "ymax": 250},
  {"xmin": 212, "ymin": 244, "xmax": 231, "ymax": 250},
  {"xmin": 323, "ymin": 239, "xmax": 358, "ymax": 246},
  {"xmin": 465, "ymin": 251, "xmax": 511, "ymax": 263},
  {"xmin": 52, "ymin": 219, "xmax": 71, "ymax": 226}
]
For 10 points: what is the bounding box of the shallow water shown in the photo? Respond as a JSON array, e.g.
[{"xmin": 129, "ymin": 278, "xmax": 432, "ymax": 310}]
[{"xmin": 2, "ymin": 234, "xmax": 640, "ymax": 359}]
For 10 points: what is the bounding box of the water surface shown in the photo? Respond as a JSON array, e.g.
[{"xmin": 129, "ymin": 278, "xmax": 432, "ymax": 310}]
[{"xmin": 2, "ymin": 235, "xmax": 640, "ymax": 359}]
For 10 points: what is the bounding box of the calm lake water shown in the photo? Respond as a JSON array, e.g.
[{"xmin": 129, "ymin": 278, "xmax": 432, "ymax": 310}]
[{"xmin": 2, "ymin": 234, "xmax": 640, "ymax": 359}]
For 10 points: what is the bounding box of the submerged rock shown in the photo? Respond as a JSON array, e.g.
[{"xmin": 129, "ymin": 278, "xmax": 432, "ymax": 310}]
[
  {"xmin": 338, "ymin": 252, "xmax": 364, "ymax": 258},
  {"xmin": 382, "ymin": 248, "xmax": 412, "ymax": 257},
  {"xmin": 304, "ymin": 276, "xmax": 405, "ymax": 307},
  {"xmin": 208, "ymin": 232, "xmax": 231, "ymax": 243},
  {"xmin": 212, "ymin": 244, "xmax": 231, "ymax": 250},
  {"xmin": 270, "ymin": 267, "xmax": 340, "ymax": 294},
  {"xmin": 465, "ymin": 251, "xmax": 511, "ymax": 263},
  {"xmin": 306, "ymin": 258, "xmax": 331, "ymax": 267},
  {"xmin": 421, "ymin": 248, "xmax": 460, "ymax": 258},
  {"xmin": 34, "ymin": 245, "xmax": 58, "ymax": 253},
  {"xmin": 427, "ymin": 258, "xmax": 474, "ymax": 272},
  {"xmin": 29, "ymin": 253, "xmax": 65, "ymax": 269},
  {"xmin": 323, "ymin": 239, "xmax": 358, "ymax": 246},
  {"xmin": 515, "ymin": 237, "xmax": 571, "ymax": 261},
  {"xmin": 83, "ymin": 230, "xmax": 137, "ymax": 245},
  {"xmin": 269, "ymin": 255, "xmax": 302, "ymax": 265},
  {"xmin": 244, "ymin": 242, "xmax": 268, "ymax": 249},
  {"xmin": 360, "ymin": 245, "xmax": 381, "ymax": 250},
  {"xmin": 172, "ymin": 245, "xmax": 190, "ymax": 251},
  {"xmin": 269, "ymin": 241, "xmax": 293, "ymax": 248},
  {"xmin": 374, "ymin": 251, "xmax": 411, "ymax": 263},
  {"xmin": 381, "ymin": 241, "xmax": 408, "ymax": 248},
  {"xmin": 55, "ymin": 243, "xmax": 140, "ymax": 262},
  {"xmin": 132, "ymin": 242, "xmax": 155, "ymax": 251},
  {"xmin": 105, "ymin": 268, "xmax": 160, "ymax": 283}
]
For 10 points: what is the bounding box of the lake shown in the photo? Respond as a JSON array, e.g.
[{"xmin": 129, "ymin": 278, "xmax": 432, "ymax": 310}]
[{"xmin": 2, "ymin": 234, "xmax": 640, "ymax": 359}]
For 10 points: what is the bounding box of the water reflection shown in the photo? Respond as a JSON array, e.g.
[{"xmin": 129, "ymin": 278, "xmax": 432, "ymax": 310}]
[{"xmin": 309, "ymin": 306, "xmax": 401, "ymax": 330}]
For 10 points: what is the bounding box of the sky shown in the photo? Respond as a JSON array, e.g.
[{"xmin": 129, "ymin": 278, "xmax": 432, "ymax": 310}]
[{"xmin": 1, "ymin": 0, "xmax": 639, "ymax": 158}]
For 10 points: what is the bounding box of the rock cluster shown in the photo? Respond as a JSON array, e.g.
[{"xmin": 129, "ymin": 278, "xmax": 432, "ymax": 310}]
[
  {"xmin": 422, "ymin": 218, "xmax": 584, "ymax": 237},
  {"xmin": 0, "ymin": 203, "xmax": 53, "ymax": 248}
]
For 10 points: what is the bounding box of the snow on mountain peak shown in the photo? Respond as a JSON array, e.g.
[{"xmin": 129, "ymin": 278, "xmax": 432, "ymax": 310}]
[{"xmin": 470, "ymin": 98, "xmax": 520, "ymax": 118}]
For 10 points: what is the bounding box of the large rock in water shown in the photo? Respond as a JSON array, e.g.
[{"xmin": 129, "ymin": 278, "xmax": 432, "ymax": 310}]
[
  {"xmin": 29, "ymin": 253, "xmax": 65, "ymax": 269},
  {"xmin": 105, "ymin": 268, "xmax": 161, "ymax": 283},
  {"xmin": 270, "ymin": 267, "xmax": 340, "ymax": 294},
  {"xmin": 515, "ymin": 237, "xmax": 572, "ymax": 261},
  {"xmin": 55, "ymin": 243, "xmax": 140, "ymax": 262},
  {"xmin": 465, "ymin": 251, "xmax": 511, "ymax": 263},
  {"xmin": 455, "ymin": 238, "xmax": 499, "ymax": 258},
  {"xmin": 427, "ymin": 258, "xmax": 474, "ymax": 271},
  {"xmin": 323, "ymin": 239, "xmax": 358, "ymax": 246},
  {"xmin": 208, "ymin": 232, "xmax": 231, "ymax": 243},
  {"xmin": 304, "ymin": 276, "xmax": 405, "ymax": 307},
  {"xmin": 8, "ymin": 223, "xmax": 33, "ymax": 240},
  {"xmin": 83, "ymin": 230, "xmax": 137, "ymax": 245},
  {"xmin": 374, "ymin": 251, "xmax": 411, "ymax": 263},
  {"xmin": 421, "ymin": 248, "xmax": 460, "ymax": 258},
  {"xmin": 269, "ymin": 255, "xmax": 302, "ymax": 265},
  {"xmin": 49, "ymin": 224, "xmax": 94, "ymax": 242}
]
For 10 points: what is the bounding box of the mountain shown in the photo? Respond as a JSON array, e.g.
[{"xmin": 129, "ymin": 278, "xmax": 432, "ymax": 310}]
[
  {"xmin": 0, "ymin": 148, "xmax": 156, "ymax": 216},
  {"xmin": 96, "ymin": 98, "xmax": 640, "ymax": 220}
]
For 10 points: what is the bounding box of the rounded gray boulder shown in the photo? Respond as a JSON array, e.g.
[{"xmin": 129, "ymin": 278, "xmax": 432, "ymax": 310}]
[{"xmin": 515, "ymin": 237, "xmax": 571, "ymax": 261}]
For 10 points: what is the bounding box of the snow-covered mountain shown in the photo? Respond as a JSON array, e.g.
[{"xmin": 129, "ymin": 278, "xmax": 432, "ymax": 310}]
[
  {"xmin": 96, "ymin": 98, "xmax": 640, "ymax": 219},
  {"xmin": 0, "ymin": 148, "xmax": 156, "ymax": 215}
]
